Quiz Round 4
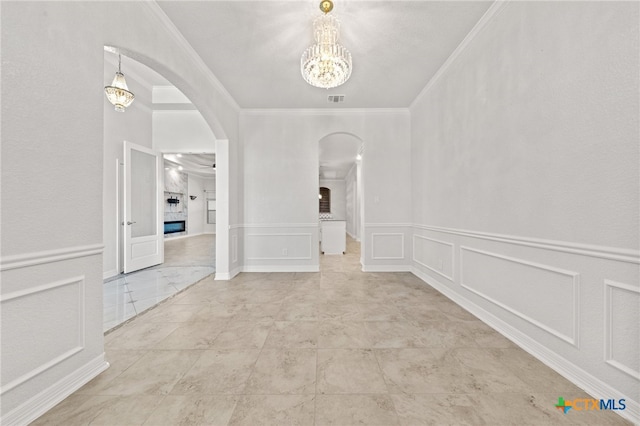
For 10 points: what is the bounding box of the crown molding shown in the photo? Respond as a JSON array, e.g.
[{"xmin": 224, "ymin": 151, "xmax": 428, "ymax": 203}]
[
  {"xmin": 409, "ymin": 0, "xmax": 510, "ymax": 110},
  {"xmin": 141, "ymin": 1, "xmax": 240, "ymax": 112}
]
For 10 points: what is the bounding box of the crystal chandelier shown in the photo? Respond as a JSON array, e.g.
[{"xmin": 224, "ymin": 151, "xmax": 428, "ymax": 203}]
[
  {"xmin": 104, "ymin": 54, "xmax": 135, "ymax": 112},
  {"xmin": 301, "ymin": 0, "xmax": 352, "ymax": 89}
]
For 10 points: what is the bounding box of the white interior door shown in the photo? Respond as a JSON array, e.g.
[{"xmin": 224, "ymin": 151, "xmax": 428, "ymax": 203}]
[{"xmin": 123, "ymin": 141, "xmax": 164, "ymax": 273}]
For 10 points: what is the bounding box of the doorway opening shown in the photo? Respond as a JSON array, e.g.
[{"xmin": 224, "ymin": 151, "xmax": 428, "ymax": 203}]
[
  {"xmin": 318, "ymin": 132, "xmax": 364, "ymax": 265},
  {"xmin": 102, "ymin": 48, "xmax": 221, "ymax": 331}
]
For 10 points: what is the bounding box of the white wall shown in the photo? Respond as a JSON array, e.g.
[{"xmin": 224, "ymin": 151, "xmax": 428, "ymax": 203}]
[
  {"xmin": 344, "ymin": 165, "xmax": 358, "ymax": 239},
  {"xmin": 240, "ymin": 110, "xmax": 412, "ymax": 272},
  {"xmin": 319, "ymin": 179, "xmax": 346, "ymax": 220},
  {"xmin": 152, "ymin": 110, "xmax": 216, "ymax": 153},
  {"xmin": 0, "ymin": 2, "xmax": 239, "ymax": 424},
  {"xmin": 187, "ymin": 174, "xmax": 205, "ymax": 235},
  {"xmin": 410, "ymin": 2, "xmax": 639, "ymax": 422},
  {"xmin": 103, "ymin": 54, "xmax": 153, "ymax": 278},
  {"xmin": 203, "ymin": 177, "xmax": 217, "ymax": 234}
]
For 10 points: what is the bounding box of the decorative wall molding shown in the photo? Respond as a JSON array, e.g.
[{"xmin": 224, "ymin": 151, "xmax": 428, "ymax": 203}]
[
  {"xmin": 371, "ymin": 233, "xmax": 405, "ymax": 260},
  {"xmin": 412, "ymin": 234, "xmax": 455, "ymax": 281},
  {"xmin": 1, "ymin": 354, "xmax": 109, "ymax": 426},
  {"xmin": 410, "ymin": 0, "xmax": 510, "ymax": 109},
  {"xmin": 460, "ymin": 246, "xmax": 580, "ymax": 347},
  {"xmin": 0, "ymin": 244, "xmax": 104, "ymax": 272},
  {"xmin": 413, "ymin": 224, "xmax": 640, "ymax": 264},
  {"xmin": 246, "ymin": 233, "xmax": 313, "ymax": 261},
  {"xmin": 412, "ymin": 266, "xmax": 639, "ymax": 425},
  {"xmin": 604, "ymin": 279, "xmax": 640, "ymax": 380},
  {"xmin": 1, "ymin": 276, "xmax": 86, "ymax": 394}
]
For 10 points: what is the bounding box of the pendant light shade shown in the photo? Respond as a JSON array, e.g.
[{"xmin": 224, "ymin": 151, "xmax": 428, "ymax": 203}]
[{"xmin": 105, "ymin": 54, "xmax": 135, "ymax": 112}]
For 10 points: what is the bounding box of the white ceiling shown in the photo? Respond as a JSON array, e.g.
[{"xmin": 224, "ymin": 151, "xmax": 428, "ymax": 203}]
[
  {"xmin": 164, "ymin": 153, "xmax": 217, "ymax": 178},
  {"xmin": 113, "ymin": 1, "xmax": 494, "ymax": 180},
  {"xmin": 319, "ymin": 133, "xmax": 361, "ymax": 179},
  {"xmin": 157, "ymin": 1, "xmax": 493, "ymax": 109}
]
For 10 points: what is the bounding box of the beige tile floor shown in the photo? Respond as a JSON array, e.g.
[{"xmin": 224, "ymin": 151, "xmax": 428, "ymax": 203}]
[
  {"xmin": 34, "ymin": 237, "xmax": 631, "ymax": 425},
  {"xmin": 162, "ymin": 234, "xmax": 216, "ymax": 267}
]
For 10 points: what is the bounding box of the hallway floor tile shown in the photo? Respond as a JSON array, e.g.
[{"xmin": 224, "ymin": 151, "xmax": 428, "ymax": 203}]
[{"xmin": 36, "ymin": 237, "xmax": 631, "ymax": 425}]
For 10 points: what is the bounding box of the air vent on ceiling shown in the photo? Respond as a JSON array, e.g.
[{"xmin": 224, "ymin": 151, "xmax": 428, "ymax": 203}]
[{"xmin": 327, "ymin": 95, "xmax": 345, "ymax": 103}]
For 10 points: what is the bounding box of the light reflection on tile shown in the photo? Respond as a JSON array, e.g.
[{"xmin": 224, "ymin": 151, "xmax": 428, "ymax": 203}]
[
  {"xmin": 103, "ymin": 261, "xmax": 214, "ymax": 331},
  {"xmin": 103, "ymin": 235, "xmax": 215, "ymax": 331}
]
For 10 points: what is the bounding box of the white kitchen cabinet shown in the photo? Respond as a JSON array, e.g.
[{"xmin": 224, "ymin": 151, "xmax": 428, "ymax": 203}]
[{"xmin": 320, "ymin": 220, "xmax": 346, "ymax": 255}]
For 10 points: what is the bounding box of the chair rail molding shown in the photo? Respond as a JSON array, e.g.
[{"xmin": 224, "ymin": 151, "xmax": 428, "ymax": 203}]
[
  {"xmin": 0, "ymin": 244, "xmax": 104, "ymax": 271},
  {"xmin": 412, "ymin": 224, "xmax": 639, "ymax": 264}
]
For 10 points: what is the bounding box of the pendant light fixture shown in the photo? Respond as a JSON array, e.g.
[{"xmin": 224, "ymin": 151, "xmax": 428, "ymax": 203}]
[
  {"xmin": 301, "ymin": 0, "xmax": 352, "ymax": 89},
  {"xmin": 104, "ymin": 54, "xmax": 135, "ymax": 112}
]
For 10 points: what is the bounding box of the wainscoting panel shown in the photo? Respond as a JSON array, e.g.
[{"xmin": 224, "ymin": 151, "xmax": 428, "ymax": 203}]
[
  {"xmin": 604, "ymin": 279, "xmax": 640, "ymax": 379},
  {"xmin": 371, "ymin": 233, "xmax": 404, "ymax": 260},
  {"xmin": 362, "ymin": 224, "xmax": 411, "ymax": 271},
  {"xmin": 412, "ymin": 235, "xmax": 454, "ymax": 281},
  {"xmin": 0, "ymin": 276, "xmax": 85, "ymax": 394},
  {"xmin": 411, "ymin": 225, "xmax": 640, "ymax": 424},
  {"xmin": 246, "ymin": 233, "xmax": 313, "ymax": 260},
  {"xmin": 242, "ymin": 224, "xmax": 319, "ymax": 272},
  {"xmin": 460, "ymin": 246, "xmax": 579, "ymax": 346}
]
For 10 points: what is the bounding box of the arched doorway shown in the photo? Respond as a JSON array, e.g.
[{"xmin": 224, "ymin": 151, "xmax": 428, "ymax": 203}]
[
  {"xmin": 318, "ymin": 132, "xmax": 364, "ymax": 265},
  {"xmin": 102, "ymin": 47, "xmax": 227, "ymax": 330}
]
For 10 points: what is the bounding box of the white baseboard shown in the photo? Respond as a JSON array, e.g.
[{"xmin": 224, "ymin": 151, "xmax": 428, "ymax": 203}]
[
  {"xmin": 102, "ymin": 269, "xmax": 119, "ymax": 280},
  {"xmin": 204, "ymin": 231, "xmax": 216, "ymax": 235},
  {"xmin": 242, "ymin": 265, "xmax": 320, "ymax": 273},
  {"xmin": 229, "ymin": 266, "xmax": 242, "ymax": 279},
  {"xmin": 362, "ymin": 264, "xmax": 412, "ymax": 272},
  {"xmin": 214, "ymin": 266, "xmax": 241, "ymax": 281},
  {"xmin": 411, "ymin": 266, "xmax": 639, "ymax": 425},
  {"xmin": 1, "ymin": 354, "xmax": 109, "ymax": 426}
]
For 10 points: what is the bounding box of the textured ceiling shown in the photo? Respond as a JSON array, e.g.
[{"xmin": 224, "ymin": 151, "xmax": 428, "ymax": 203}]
[{"xmin": 157, "ymin": 1, "xmax": 493, "ymax": 109}]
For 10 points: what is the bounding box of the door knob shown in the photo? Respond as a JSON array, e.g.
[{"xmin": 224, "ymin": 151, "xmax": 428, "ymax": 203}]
[{"xmin": 127, "ymin": 221, "xmax": 137, "ymax": 225}]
